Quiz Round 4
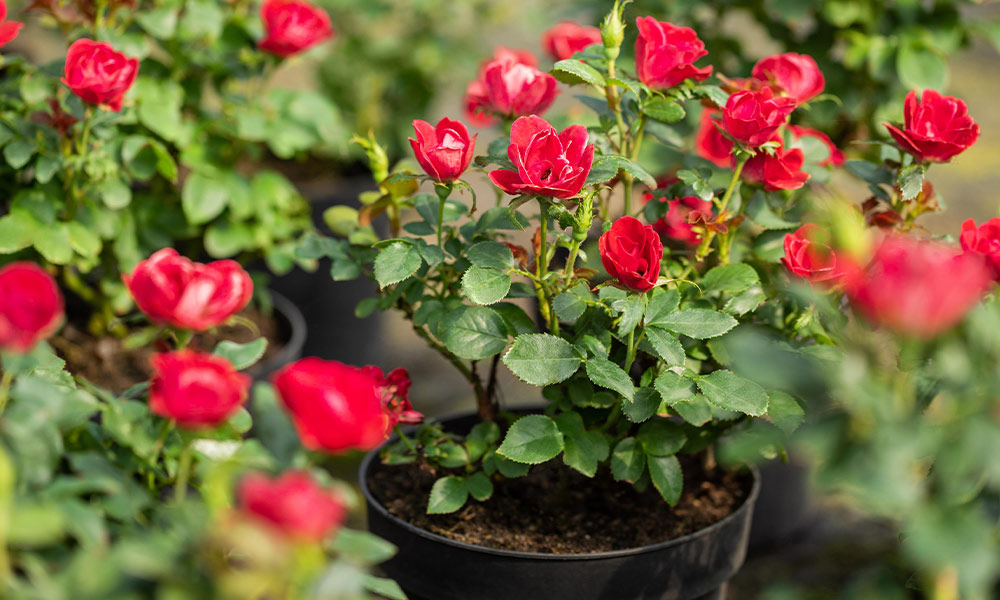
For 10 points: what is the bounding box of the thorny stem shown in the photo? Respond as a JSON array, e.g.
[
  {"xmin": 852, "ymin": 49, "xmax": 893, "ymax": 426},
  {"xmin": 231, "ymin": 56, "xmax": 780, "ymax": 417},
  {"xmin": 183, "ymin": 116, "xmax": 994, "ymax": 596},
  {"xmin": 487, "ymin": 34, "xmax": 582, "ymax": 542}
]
[
  {"xmin": 697, "ymin": 155, "xmax": 748, "ymax": 262},
  {"xmin": 563, "ymin": 239, "xmax": 582, "ymax": 281},
  {"xmin": 624, "ymin": 329, "xmax": 637, "ymax": 373},
  {"xmin": 535, "ymin": 202, "xmax": 559, "ymax": 334},
  {"xmin": 394, "ymin": 425, "xmax": 417, "ymax": 454}
]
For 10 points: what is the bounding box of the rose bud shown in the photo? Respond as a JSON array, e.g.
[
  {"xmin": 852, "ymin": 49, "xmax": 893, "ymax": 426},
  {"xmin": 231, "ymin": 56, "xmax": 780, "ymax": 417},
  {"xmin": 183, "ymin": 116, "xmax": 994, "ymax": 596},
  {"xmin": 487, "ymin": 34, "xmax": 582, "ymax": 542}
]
[
  {"xmin": 722, "ymin": 87, "xmax": 797, "ymax": 148},
  {"xmin": 695, "ymin": 107, "xmax": 734, "ymax": 168},
  {"xmin": 489, "ymin": 115, "xmax": 595, "ymax": 200},
  {"xmin": 649, "ymin": 195, "xmax": 714, "ymax": 246},
  {"xmin": 884, "ymin": 89, "xmax": 979, "ymax": 163},
  {"xmin": 960, "ymin": 218, "xmax": 1000, "ymax": 280},
  {"xmin": 0, "ymin": 1, "xmax": 23, "ymax": 48},
  {"xmin": 542, "ymin": 21, "xmax": 602, "ymax": 61},
  {"xmin": 149, "ymin": 351, "xmax": 251, "ymax": 428},
  {"xmin": 0, "ymin": 262, "xmax": 64, "ymax": 353},
  {"xmin": 741, "ymin": 141, "xmax": 810, "ymax": 191},
  {"xmin": 751, "ymin": 53, "xmax": 825, "ymax": 104},
  {"xmin": 599, "ymin": 216, "xmax": 664, "ymax": 293},
  {"xmin": 273, "ymin": 358, "xmax": 391, "ymax": 452},
  {"xmin": 409, "ymin": 118, "xmax": 476, "ymax": 183},
  {"xmin": 259, "ymin": 0, "xmax": 334, "ymax": 58},
  {"xmin": 362, "ymin": 366, "xmax": 424, "ymax": 426},
  {"xmin": 634, "ymin": 17, "xmax": 712, "ymax": 90},
  {"xmin": 61, "ymin": 39, "xmax": 139, "ymax": 112},
  {"xmin": 788, "ymin": 125, "xmax": 845, "ymax": 167},
  {"xmin": 781, "ymin": 224, "xmax": 844, "ymax": 284},
  {"xmin": 479, "ymin": 58, "xmax": 559, "ymax": 119},
  {"xmin": 237, "ymin": 471, "xmax": 345, "ymax": 542},
  {"xmin": 843, "ymin": 236, "xmax": 992, "ymax": 339},
  {"xmin": 464, "ymin": 48, "xmax": 539, "ymax": 126},
  {"xmin": 124, "ymin": 249, "xmax": 254, "ymax": 332}
]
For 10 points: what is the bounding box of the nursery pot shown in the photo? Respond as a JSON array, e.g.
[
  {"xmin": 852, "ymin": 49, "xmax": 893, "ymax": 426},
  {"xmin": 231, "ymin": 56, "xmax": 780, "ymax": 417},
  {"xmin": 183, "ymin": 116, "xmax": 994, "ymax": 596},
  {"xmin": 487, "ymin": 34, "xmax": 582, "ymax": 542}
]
[
  {"xmin": 747, "ymin": 455, "xmax": 812, "ymax": 554},
  {"xmin": 360, "ymin": 411, "xmax": 760, "ymax": 600},
  {"xmin": 246, "ymin": 289, "xmax": 307, "ymax": 381}
]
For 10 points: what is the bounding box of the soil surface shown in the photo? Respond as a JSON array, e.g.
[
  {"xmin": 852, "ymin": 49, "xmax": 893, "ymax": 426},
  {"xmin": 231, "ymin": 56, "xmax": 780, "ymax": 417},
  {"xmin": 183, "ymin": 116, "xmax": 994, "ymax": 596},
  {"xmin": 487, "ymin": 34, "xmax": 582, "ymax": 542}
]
[
  {"xmin": 369, "ymin": 453, "xmax": 751, "ymax": 554},
  {"xmin": 51, "ymin": 306, "xmax": 285, "ymax": 393}
]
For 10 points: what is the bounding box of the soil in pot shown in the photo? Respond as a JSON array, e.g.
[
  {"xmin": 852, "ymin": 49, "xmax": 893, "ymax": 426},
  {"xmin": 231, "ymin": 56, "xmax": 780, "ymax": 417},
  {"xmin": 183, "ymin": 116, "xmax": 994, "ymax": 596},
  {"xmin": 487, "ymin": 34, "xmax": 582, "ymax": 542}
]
[{"xmin": 368, "ymin": 453, "xmax": 751, "ymax": 554}]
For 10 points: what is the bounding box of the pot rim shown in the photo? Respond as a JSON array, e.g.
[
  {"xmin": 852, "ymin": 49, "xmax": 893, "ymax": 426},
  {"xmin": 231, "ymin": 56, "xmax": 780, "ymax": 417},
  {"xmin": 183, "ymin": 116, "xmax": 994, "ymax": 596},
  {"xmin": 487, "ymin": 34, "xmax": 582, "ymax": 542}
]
[{"xmin": 359, "ymin": 408, "xmax": 761, "ymax": 562}]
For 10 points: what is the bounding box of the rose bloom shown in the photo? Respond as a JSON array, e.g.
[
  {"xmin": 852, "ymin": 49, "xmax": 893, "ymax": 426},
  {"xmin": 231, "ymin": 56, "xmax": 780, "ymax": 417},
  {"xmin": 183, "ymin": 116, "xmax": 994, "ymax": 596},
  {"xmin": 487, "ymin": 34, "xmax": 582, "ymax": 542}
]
[
  {"xmin": 259, "ymin": 0, "xmax": 334, "ymax": 57},
  {"xmin": 960, "ymin": 218, "xmax": 1000, "ymax": 280},
  {"xmin": 542, "ymin": 21, "xmax": 602, "ymax": 61},
  {"xmin": 0, "ymin": 262, "xmax": 64, "ymax": 353},
  {"xmin": 634, "ymin": 17, "xmax": 712, "ymax": 90},
  {"xmin": 149, "ymin": 351, "xmax": 251, "ymax": 428},
  {"xmin": 61, "ymin": 39, "xmax": 139, "ymax": 112},
  {"xmin": 273, "ymin": 358, "xmax": 391, "ymax": 452},
  {"xmin": 645, "ymin": 194, "xmax": 713, "ymax": 246},
  {"xmin": 788, "ymin": 125, "xmax": 845, "ymax": 167},
  {"xmin": 479, "ymin": 58, "xmax": 559, "ymax": 119},
  {"xmin": 409, "ymin": 118, "xmax": 476, "ymax": 183},
  {"xmin": 722, "ymin": 87, "xmax": 797, "ymax": 148},
  {"xmin": 600, "ymin": 216, "xmax": 664, "ymax": 293},
  {"xmin": 843, "ymin": 236, "xmax": 992, "ymax": 339},
  {"xmin": 464, "ymin": 48, "xmax": 539, "ymax": 126},
  {"xmin": 781, "ymin": 224, "xmax": 844, "ymax": 284},
  {"xmin": 695, "ymin": 107, "xmax": 734, "ymax": 168},
  {"xmin": 751, "ymin": 53, "xmax": 825, "ymax": 104},
  {"xmin": 741, "ymin": 141, "xmax": 810, "ymax": 191},
  {"xmin": 362, "ymin": 366, "xmax": 423, "ymax": 426},
  {"xmin": 489, "ymin": 115, "xmax": 594, "ymax": 200},
  {"xmin": 0, "ymin": 1, "xmax": 23, "ymax": 48},
  {"xmin": 238, "ymin": 471, "xmax": 345, "ymax": 542},
  {"xmin": 884, "ymin": 89, "xmax": 979, "ymax": 163},
  {"xmin": 124, "ymin": 249, "xmax": 254, "ymax": 332}
]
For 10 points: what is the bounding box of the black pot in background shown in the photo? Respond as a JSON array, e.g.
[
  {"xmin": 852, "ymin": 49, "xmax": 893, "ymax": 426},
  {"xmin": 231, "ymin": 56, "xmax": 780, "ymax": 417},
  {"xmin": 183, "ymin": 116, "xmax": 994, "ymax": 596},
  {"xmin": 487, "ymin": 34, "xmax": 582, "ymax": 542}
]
[
  {"xmin": 360, "ymin": 411, "xmax": 760, "ymax": 600},
  {"xmin": 747, "ymin": 456, "xmax": 813, "ymax": 554},
  {"xmin": 247, "ymin": 289, "xmax": 306, "ymax": 381}
]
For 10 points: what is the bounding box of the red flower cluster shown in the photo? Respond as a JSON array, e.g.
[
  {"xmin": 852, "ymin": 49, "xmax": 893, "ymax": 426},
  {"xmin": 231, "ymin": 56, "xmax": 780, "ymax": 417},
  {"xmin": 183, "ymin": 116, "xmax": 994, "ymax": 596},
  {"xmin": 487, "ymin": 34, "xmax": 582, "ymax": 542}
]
[
  {"xmin": 885, "ymin": 89, "xmax": 979, "ymax": 163},
  {"xmin": 0, "ymin": 1, "xmax": 22, "ymax": 48},
  {"xmin": 149, "ymin": 351, "xmax": 250, "ymax": 428},
  {"xmin": 409, "ymin": 118, "xmax": 476, "ymax": 183},
  {"xmin": 542, "ymin": 21, "xmax": 602, "ymax": 61},
  {"xmin": 62, "ymin": 39, "xmax": 138, "ymax": 112},
  {"xmin": 960, "ymin": 218, "xmax": 1000, "ymax": 280},
  {"xmin": 259, "ymin": 0, "xmax": 334, "ymax": 58},
  {"xmin": 124, "ymin": 249, "xmax": 254, "ymax": 332},
  {"xmin": 238, "ymin": 471, "xmax": 345, "ymax": 542},
  {"xmin": 634, "ymin": 17, "xmax": 712, "ymax": 90},
  {"xmin": 464, "ymin": 48, "xmax": 558, "ymax": 124},
  {"xmin": 742, "ymin": 143, "xmax": 809, "ymax": 191},
  {"xmin": 489, "ymin": 115, "xmax": 594, "ymax": 200},
  {"xmin": 599, "ymin": 216, "xmax": 664, "ymax": 293},
  {"xmin": 0, "ymin": 262, "xmax": 64, "ymax": 353},
  {"xmin": 750, "ymin": 53, "xmax": 825, "ymax": 104}
]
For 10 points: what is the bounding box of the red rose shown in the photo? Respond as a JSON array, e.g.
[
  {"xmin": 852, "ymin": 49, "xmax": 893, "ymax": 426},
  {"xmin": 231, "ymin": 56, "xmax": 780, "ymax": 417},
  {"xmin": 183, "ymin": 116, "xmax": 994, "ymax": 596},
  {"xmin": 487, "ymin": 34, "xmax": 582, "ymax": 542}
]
[
  {"xmin": 362, "ymin": 366, "xmax": 424, "ymax": 426},
  {"xmin": 542, "ymin": 21, "xmax": 602, "ymax": 61},
  {"xmin": 843, "ymin": 236, "xmax": 992, "ymax": 339},
  {"xmin": 781, "ymin": 224, "xmax": 844, "ymax": 284},
  {"xmin": 0, "ymin": 1, "xmax": 23, "ymax": 48},
  {"xmin": 149, "ymin": 351, "xmax": 250, "ymax": 428},
  {"xmin": 273, "ymin": 358, "xmax": 391, "ymax": 452},
  {"xmin": 634, "ymin": 17, "xmax": 712, "ymax": 90},
  {"xmin": 960, "ymin": 218, "xmax": 1000, "ymax": 280},
  {"xmin": 409, "ymin": 118, "xmax": 476, "ymax": 183},
  {"xmin": 788, "ymin": 125, "xmax": 844, "ymax": 167},
  {"xmin": 489, "ymin": 115, "xmax": 594, "ymax": 200},
  {"xmin": 61, "ymin": 39, "xmax": 138, "ymax": 112},
  {"xmin": 238, "ymin": 471, "xmax": 345, "ymax": 542},
  {"xmin": 464, "ymin": 48, "xmax": 539, "ymax": 126},
  {"xmin": 646, "ymin": 194, "xmax": 713, "ymax": 246},
  {"xmin": 742, "ymin": 141, "xmax": 810, "ymax": 191},
  {"xmin": 722, "ymin": 87, "xmax": 796, "ymax": 148},
  {"xmin": 751, "ymin": 53, "xmax": 825, "ymax": 104},
  {"xmin": 259, "ymin": 0, "xmax": 334, "ymax": 58},
  {"xmin": 480, "ymin": 58, "xmax": 559, "ymax": 119},
  {"xmin": 124, "ymin": 248, "xmax": 254, "ymax": 332},
  {"xmin": 599, "ymin": 216, "xmax": 664, "ymax": 292},
  {"xmin": 0, "ymin": 262, "xmax": 64, "ymax": 353},
  {"xmin": 884, "ymin": 90, "xmax": 979, "ymax": 163},
  {"xmin": 695, "ymin": 108, "xmax": 733, "ymax": 168}
]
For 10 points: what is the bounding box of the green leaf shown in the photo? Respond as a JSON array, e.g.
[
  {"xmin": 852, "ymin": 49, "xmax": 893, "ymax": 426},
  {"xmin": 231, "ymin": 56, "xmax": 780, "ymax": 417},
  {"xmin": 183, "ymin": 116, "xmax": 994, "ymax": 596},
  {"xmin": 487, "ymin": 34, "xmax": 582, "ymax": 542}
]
[
  {"xmin": 644, "ymin": 328, "xmax": 685, "ymax": 365},
  {"xmin": 584, "ymin": 155, "xmax": 656, "ymax": 188},
  {"xmin": 618, "ymin": 294, "xmax": 647, "ymax": 336},
  {"xmin": 136, "ymin": 6, "xmax": 178, "ymax": 38},
  {"xmin": 696, "ymin": 370, "xmax": 769, "ymax": 417},
  {"xmin": 374, "ymin": 242, "xmax": 423, "ymax": 288},
  {"xmin": 182, "ymin": 172, "xmax": 229, "ymax": 225},
  {"xmin": 465, "ymin": 471, "xmax": 494, "ymax": 501},
  {"xmin": 66, "ymin": 222, "xmax": 102, "ymax": 258},
  {"xmin": 0, "ymin": 212, "xmax": 35, "ymax": 254},
  {"xmin": 4, "ymin": 139, "xmax": 36, "ymax": 169},
  {"xmin": 644, "ymin": 288, "xmax": 680, "ymax": 327},
  {"xmin": 461, "ymin": 266, "xmax": 511, "ymax": 305},
  {"xmin": 502, "ymin": 333, "xmax": 581, "ymax": 385},
  {"xmin": 585, "ymin": 356, "xmax": 635, "ymax": 401},
  {"xmin": 497, "ymin": 415, "xmax": 565, "ymax": 465},
  {"xmin": 214, "ymin": 338, "xmax": 268, "ymax": 370},
  {"xmin": 555, "ymin": 412, "xmax": 609, "ymax": 477},
  {"xmin": 467, "ymin": 241, "xmax": 514, "ymax": 270},
  {"xmin": 677, "ymin": 168, "xmax": 714, "ymax": 202},
  {"xmin": 672, "ymin": 395, "xmax": 714, "ymax": 426},
  {"xmin": 427, "ymin": 476, "xmax": 468, "ymax": 514},
  {"xmin": 551, "ymin": 59, "xmax": 606, "ymax": 87},
  {"xmin": 898, "ymin": 164, "xmax": 925, "ymax": 201},
  {"xmin": 362, "ymin": 575, "xmax": 407, "ymax": 600},
  {"xmin": 654, "ymin": 371, "xmax": 695, "ymax": 404},
  {"xmin": 702, "ymin": 264, "xmax": 759, "ymax": 294},
  {"xmin": 623, "ymin": 386, "xmax": 661, "ymax": 423},
  {"xmin": 205, "ymin": 221, "xmax": 255, "ymax": 258},
  {"xmin": 441, "ymin": 306, "xmax": 509, "ymax": 360},
  {"xmin": 654, "ymin": 309, "xmax": 737, "ymax": 339},
  {"xmin": 98, "ymin": 178, "xmax": 132, "ymax": 210},
  {"xmin": 637, "ymin": 420, "xmax": 687, "ymax": 456},
  {"xmin": 553, "ymin": 282, "xmax": 592, "ymax": 322},
  {"xmin": 766, "ymin": 390, "xmax": 804, "ymax": 435},
  {"xmin": 34, "ymin": 155, "xmax": 60, "ymax": 184},
  {"xmin": 642, "ymin": 97, "xmax": 686, "ymax": 123},
  {"xmin": 611, "ymin": 437, "xmax": 645, "ymax": 483},
  {"xmin": 647, "ymin": 454, "xmax": 683, "ymax": 506},
  {"xmin": 897, "ymin": 41, "xmax": 948, "ymax": 91},
  {"xmin": 745, "ymin": 191, "xmax": 798, "ymax": 230},
  {"xmin": 33, "ymin": 223, "xmax": 73, "ymax": 265}
]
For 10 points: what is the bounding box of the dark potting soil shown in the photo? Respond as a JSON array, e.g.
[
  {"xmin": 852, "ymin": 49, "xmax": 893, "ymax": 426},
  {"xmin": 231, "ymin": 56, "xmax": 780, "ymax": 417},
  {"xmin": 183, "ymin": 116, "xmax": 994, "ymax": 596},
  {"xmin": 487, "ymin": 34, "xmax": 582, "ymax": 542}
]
[
  {"xmin": 51, "ymin": 306, "xmax": 284, "ymax": 393},
  {"xmin": 369, "ymin": 453, "xmax": 751, "ymax": 554}
]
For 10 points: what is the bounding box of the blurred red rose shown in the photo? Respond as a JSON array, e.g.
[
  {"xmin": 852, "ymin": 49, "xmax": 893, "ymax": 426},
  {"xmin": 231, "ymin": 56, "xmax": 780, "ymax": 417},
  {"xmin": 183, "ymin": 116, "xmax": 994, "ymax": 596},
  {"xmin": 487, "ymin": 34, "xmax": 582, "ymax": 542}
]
[
  {"xmin": 409, "ymin": 118, "xmax": 476, "ymax": 183},
  {"xmin": 61, "ymin": 39, "xmax": 138, "ymax": 112},
  {"xmin": 542, "ymin": 21, "xmax": 602, "ymax": 61},
  {"xmin": 464, "ymin": 48, "xmax": 539, "ymax": 126},
  {"xmin": 884, "ymin": 89, "xmax": 979, "ymax": 163},
  {"xmin": 960, "ymin": 218, "xmax": 1000, "ymax": 280},
  {"xmin": 259, "ymin": 0, "xmax": 333, "ymax": 57},
  {"xmin": 600, "ymin": 216, "xmax": 664, "ymax": 292},
  {"xmin": 0, "ymin": 1, "xmax": 22, "ymax": 47},
  {"xmin": 742, "ymin": 141, "xmax": 810, "ymax": 191},
  {"xmin": 722, "ymin": 87, "xmax": 796, "ymax": 148},
  {"xmin": 781, "ymin": 224, "xmax": 844, "ymax": 284},
  {"xmin": 751, "ymin": 53, "xmax": 825, "ymax": 104},
  {"xmin": 149, "ymin": 351, "xmax": 250, "ymax": 428},
  {"xmin": 788, "ymin": 125, "xmax": 844, "ymax": 167},
  {"xmin": 0, "ymin": 262, "xmax": 64, "ymax": 353},
  {"xmin": 124, "ymin": 249, "xmax": 254, "ymax": 332},
  {"xmin": 634, "ymin": 17, "xmax": 712, "ymax": 90},
  {"xmin": 695, "ymin": 107, "xmax": 734, "ymax": 168},
  {"xmin": 646, "ymin": 194, "xmax": 713, "ymax": 246},
  {"xmin": 238, "ymin": 471, "xmax": 345, "ymax": 542},
  {"xmin": 489, "ymin": 115, "xmax": 594, "ymax": 199}
]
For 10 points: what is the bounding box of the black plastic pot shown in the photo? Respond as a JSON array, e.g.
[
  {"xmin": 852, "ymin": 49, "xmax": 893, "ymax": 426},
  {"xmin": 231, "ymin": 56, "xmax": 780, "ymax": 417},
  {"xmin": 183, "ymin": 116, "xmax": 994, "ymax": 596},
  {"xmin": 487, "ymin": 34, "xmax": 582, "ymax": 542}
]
[
  {"xmin": 359, "ymin": 412, "xmax": 760, "ymax": 600},
  {"xmin": 246, "ymin": 289, "xmax": 306, "ymax": 381},
  {"xmin": 747, "ymin": 456, "xmax": 812, "ymax": 554}
]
